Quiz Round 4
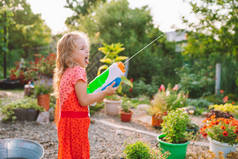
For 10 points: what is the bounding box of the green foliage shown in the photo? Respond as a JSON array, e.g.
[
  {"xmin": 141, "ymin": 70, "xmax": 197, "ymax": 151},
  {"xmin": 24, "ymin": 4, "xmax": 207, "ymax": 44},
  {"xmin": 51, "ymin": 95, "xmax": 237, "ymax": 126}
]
[
  {"xmin": 97, "ymin": 42, "xmax": 132, "ymax": 95},
  {"xmin": 105, "ymin": 94, "xmax": 121, "ymax": 101},
  {"xmin": 122, "ymin": 79, "xmax": 157, "ymax": 98},
  {"xmin": 209, "ymin": 103, "xmax": 238, "ymax": 118},
  {"xmin": 121, "ymin": 96, "xmax": 150, "ymax": 109},
  {"xmin": 183, "ymin": 0, "xmax": 238, "ymax": 60},
  {"xmin": 97, "ymin": 43, "xmax": 127, "ymax": 75},
  {"xmin": 65, "ymin": 0, "xmax": 106, "ymax": 27},
  {"xmin": 0, "ymin": 0, "xmax": 52, "ymax": 77},
  {"xmin": 90, "ymin": 102, "xmax": 104, "ymax": 116},
  {"xmin": 177, "ymin": 61, "xmax": 215, "ymax": 98},
  {"xmin": 186, "ymin": 98, "xmax": 212, "ymax": 115},
  {"xmin": 70, "ymin": 0, "xmax": 182, "ymax": 84},
  {"xmin": 34, "ymin": 83, "xmax": 52, "ymax": 96},
  {"xmin": 0, "ymin": 97, "xmax": 43, "ymax": 121},
  {"xmin": 124, "ymin": 141, "xmax": 151, "ymax": 159},
  {"xmin": 161, "ymin": 109, "xmax": 191, "ymax": 144},
  {"xmin": 187, "ymin": 98, "xmax": 212, "ymax": 109},
  {"xmin": 182, "ymin": 0, "xmax": 238, "ymax": 97},
  {"xmin": 121, "ymin": 99, "xmax": 132, "ymax": 113}
]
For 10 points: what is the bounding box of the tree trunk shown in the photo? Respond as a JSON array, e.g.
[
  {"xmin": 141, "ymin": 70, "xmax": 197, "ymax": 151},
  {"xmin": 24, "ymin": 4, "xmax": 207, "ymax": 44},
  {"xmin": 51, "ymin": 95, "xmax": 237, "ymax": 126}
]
[
  {"xmin": 3, "ymin": 11, "xmax": 7, "ymax": 79},
  {"xmin": 215, "ymin": 63, "xmax": 221, "ymax": 95}
]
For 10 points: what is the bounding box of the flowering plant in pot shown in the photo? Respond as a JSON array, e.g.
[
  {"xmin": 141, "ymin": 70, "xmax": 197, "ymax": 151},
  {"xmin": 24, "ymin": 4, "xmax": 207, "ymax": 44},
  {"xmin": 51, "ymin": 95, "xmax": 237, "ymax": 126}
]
[
  {"xmin": 200, "ymin": 113, "xmax": 238, "ymax": 158},
  {"xmin": 120, "ymin": 100, "xmax": 132, "ymax": 122},
  {"xmin": 148, "ymin": 84, "xmax": 187, "ymax": 128},
  {"xmin": 158, "ymin": 109, "xmax": 192, "ymax": 159}
]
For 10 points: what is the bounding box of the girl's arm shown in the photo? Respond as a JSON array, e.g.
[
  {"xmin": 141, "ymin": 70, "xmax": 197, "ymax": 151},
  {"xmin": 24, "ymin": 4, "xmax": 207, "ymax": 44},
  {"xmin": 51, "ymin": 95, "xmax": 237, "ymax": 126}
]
[{"xmin": 75, "ymin": 80, "xmax": 117, "ymax": 106}]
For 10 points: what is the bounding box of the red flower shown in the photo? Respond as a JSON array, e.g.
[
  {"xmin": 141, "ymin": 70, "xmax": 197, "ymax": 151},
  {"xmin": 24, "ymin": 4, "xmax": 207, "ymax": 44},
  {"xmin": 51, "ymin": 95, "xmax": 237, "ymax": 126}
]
[
  {"xmin": 223, "ymin": 131, "xmax": 228, "ymax": 136},
  {"xmin": 220, "ymin": 89, "xmax": 224, "ymax": 94},
  {"xmin": 130, "ymin": 78, "xmax": 134, "ymax": 83},
  {"xmin": 223, "ymin": 96, "xmax": 229, "ymax": 103},
  {"xmin": 234, "ymin": 129, "xmax": 238, "ymax": 135},
  {"xmin": 202, "ymin": 132, "xmax": 208, "ymax": 138},
  {"xmin": 232, "ymin": 101, "xmax": 235, "ymax": 104},
  {"xmin": 220, "ymin": 126, "xmax": 226, "ymax": 130}
]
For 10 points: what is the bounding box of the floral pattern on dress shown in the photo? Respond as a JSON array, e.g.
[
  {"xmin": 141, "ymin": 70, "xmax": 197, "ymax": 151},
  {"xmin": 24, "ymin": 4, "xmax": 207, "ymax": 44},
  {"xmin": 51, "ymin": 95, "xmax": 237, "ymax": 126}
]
[{"xmin": 57, "ymin": 65, "xmax": 90, "ymax": 159}]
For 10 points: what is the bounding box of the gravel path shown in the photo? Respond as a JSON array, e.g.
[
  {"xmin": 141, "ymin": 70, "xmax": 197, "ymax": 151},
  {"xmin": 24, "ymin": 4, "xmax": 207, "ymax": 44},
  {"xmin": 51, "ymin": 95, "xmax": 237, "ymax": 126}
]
[
  {"xmin": 0, "ymin": 111, "xmax": 209, "ymax": 159},
  {"xmin": 0, "ymin": 90, "xmax": 210, "ymax": 159}
]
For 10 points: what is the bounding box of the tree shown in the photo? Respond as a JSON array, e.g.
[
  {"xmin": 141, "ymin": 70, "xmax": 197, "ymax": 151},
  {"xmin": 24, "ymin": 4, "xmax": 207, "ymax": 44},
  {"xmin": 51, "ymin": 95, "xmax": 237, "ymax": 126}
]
[
  {"xmin": 68, "ymin": 0, "xmax": 182, "ymax": 84},
  {"xmin": 65, "ymin": 0, "xmax": 106, "ymax": 27},
  {"xmin": 0, "ymin": 0, "xmax": 52, "ymax": 78},
  {"xmin": 182, "ymin": 0, "xmax": 238, "ymax": 94}
]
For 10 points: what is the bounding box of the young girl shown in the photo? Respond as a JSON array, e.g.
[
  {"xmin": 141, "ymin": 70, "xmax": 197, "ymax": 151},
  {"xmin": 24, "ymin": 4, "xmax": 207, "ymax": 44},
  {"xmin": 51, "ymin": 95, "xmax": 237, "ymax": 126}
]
[{"xmin": 53, "ymin": 31, "xmax": 117, "ymax": 159}]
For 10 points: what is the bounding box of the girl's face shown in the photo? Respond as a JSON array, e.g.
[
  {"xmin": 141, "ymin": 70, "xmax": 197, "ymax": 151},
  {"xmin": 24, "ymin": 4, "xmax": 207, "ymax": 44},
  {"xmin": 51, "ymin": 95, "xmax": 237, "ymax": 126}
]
[{"xmin": 72, "ymin": 39, "xmax": 89, "ymax": 68}]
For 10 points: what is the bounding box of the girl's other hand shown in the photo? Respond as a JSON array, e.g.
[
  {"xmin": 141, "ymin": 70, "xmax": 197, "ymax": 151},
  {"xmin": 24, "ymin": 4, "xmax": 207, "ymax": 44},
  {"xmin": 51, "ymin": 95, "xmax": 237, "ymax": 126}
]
[{"xmin": 104, "ymin": 82, "xmax": 117, "ymax": 96}]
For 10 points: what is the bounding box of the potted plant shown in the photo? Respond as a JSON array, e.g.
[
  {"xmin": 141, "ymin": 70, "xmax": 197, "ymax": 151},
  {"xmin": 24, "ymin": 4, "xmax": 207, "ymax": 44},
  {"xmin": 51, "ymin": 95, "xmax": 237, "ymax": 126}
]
[
  {"xmin": 97, "ymin": 43, "xmax": 133, "ymax": 115},
  {"xmin": 158, "ymin": 109, "xmax": 191, "ymax": 159},
  {"xmin": 34, "ymin": 83, "xmax": 52, "ymax": 111},
  {"xmin": 120, "ymin": 100, "xmax": 133, "ymax": 122},
  {"xmin": 0, "ymin": 97, "xmax": 43, "ymax": 122},
  {"xmin": 104, "ymin": 94, "xmax": 122, "ymax": 115},
  {"xmin": 148, "ymin": 88, "xmax": 168, "ymax": 128},
  {"xmin": 148, "ymin": 84, "xmax": 187, "ymax": 128},
  {"xmin": 200, "ymin": 113, "xmax": 238, "ymax": 158}
]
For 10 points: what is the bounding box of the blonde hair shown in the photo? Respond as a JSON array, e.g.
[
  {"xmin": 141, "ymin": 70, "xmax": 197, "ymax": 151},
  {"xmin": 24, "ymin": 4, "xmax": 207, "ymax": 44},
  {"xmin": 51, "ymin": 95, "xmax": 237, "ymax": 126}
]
[{"xmin": 53, "ymin": 31, "xmax": 89, "ymax": 98}]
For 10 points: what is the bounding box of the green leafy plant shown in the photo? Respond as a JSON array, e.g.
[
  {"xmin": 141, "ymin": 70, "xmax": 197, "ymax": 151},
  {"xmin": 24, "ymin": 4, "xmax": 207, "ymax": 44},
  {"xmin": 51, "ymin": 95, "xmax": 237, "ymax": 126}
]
[
  {"xmin": 105, "ymin": 94, "xmax": 121, "ymax": 101},
  {"xmin": 123, "ymin": 141, "xmax": 169, "ymax": 159},
  {"xmin": 97, "ymin": 43, "xmax": 133, "ymax": 95},
  {"xmin": 121, "ymin": 100, "xmax": 131, "ymax": 113},
  {"xmin": 0, "ymin": 97, "xmax": 43, "ymax": 121},
  {"xmin": 34, "ymin": 83, "xmax": 52, "ymax": 96},
  {"xmin": 90, "ymin": 102, "xmax": 104, "ymax": 116},
  {"xmin": 209, "ymin": 103, "xmax": 238, "ymax": 118},
  {"xmin": 161, "ymin": 109, "xmax": 191, "ymax": 143},
  {"xmin": 97, "ymin": 43, "xmax": 127, "ymax": 74},
  {"xmin": 123, "ymin": 141, "xmax": 151, "ymax": 159}
]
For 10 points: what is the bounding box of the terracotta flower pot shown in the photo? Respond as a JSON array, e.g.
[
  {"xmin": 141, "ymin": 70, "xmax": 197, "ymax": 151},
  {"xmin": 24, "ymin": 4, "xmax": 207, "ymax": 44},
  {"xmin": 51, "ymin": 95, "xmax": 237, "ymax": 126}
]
[
  {"xmin": 152, "ymin": 112, "xmax": 167, "ymax": 128},
  {"xmin": 37, "ymin": 94, "xmax": 50, "ymax": 111},
  {"xmin": 120, "ymin": 110, "xmax": 133, "ymax": 122}
]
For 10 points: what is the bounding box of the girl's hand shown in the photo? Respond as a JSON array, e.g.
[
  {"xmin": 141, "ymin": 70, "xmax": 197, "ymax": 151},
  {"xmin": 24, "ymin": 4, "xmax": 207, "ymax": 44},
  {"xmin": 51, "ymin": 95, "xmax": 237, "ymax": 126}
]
[{"xmin": 104, "ymin": 82, "xmax": 117, "ymax": 96}]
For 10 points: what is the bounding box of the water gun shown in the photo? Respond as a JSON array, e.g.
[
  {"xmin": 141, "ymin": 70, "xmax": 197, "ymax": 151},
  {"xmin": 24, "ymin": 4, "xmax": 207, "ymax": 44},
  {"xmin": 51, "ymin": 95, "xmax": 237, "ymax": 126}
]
[
  {"xmin": 87, "ymin": 34, "xmax": 163, "ymax": 94},
  {"xmin": 87, "ymin": 62, "xmax": 125, "ymax": 94}
]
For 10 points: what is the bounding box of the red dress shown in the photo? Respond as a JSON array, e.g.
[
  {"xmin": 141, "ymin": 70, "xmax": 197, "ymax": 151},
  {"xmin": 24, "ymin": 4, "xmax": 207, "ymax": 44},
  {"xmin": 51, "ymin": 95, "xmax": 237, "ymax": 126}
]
[{"xmin": 57, "ymin": 66, "xmax": 90, "ymax": 159}]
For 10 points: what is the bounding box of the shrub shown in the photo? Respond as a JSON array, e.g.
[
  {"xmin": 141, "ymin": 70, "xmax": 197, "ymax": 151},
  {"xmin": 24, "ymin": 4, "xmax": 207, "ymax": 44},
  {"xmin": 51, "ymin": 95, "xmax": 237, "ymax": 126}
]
[
  {"xmin": 123, "ymin": 141, "xmax": 151, "ymax": 159},
  {"xmin": 123, "ymin": 141, "xmax": 169, "ymax": 159},
  {"xmin": 0, "ymin": 97, "xmax": 43, "ymax": 121},
  {"xmin": 122, "ymin": 79, "xmax": 157, "ymax": 98},
  {"xmin": 161, "ymin": 109, "xmax": 191, "ymax": 143},
  {"xmin": 176, "ymin": 63, "xmax": 214, "ymax": 98},
  {"xmin": 187, "ymin": 98, "xmax": 212, "ymax": 109},
  {"xmin": 90, "ymin": 102, "xmax": 104, "ymax": 116}
]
